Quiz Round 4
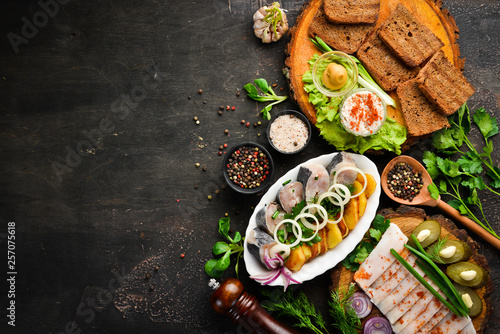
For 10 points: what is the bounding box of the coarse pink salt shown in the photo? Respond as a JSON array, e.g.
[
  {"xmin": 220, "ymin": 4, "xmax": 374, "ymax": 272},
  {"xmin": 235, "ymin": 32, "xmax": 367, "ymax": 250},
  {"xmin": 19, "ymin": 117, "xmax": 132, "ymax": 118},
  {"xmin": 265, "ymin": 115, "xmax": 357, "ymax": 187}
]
[{"xmin": 269, "ymin": 114, "xmax": 309, "ymax": 153}]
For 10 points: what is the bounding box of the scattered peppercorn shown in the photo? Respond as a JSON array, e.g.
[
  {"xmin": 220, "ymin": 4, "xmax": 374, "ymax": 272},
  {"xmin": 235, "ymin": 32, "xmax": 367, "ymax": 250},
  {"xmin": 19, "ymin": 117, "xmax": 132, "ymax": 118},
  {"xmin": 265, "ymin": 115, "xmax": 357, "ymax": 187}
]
[
  {"xmin": 195, "ymin": 163, "xmax": 200, "ymax": 168},
  {"xmin": 236, "ymin": 92, "xmax": 240, "ymax": 97},
  {"xmin": 254, "ymin": 123, "xmax": 258, "ymax": 127},
  {"xmin": 225, "ymin": 145, "xmax": 270, "ymax": 189},
  {"xmin": 225, "ymin": 212, "xmax": 229, "ymax": 217},
  {"xmin": 207, "ymin": 195, "xmax": 212, "ymax": 200},
  {"xmin": 218, "ymin": 110, "xmax": 223, "ymax": 115},
  {"xmin": 193, "ymin": 116, "xmax": 198, "ymax": 121},
  {"xmin": 258, "ymin": 121, "xmax": 262, "ymax": 126},
  {"xmin": 194, "ymin": 185, "xmax": 199, "ymax": 189},
  {"xmin": 218, "ymin": 151, "xmax": 222, "ymax": 156},
  {"xmin": 198, "ymin": 89, "xmax": 203, "ymax": 94},
  {"xmin": 180, "ymin": 253, "xmax": 185, "ymax": 258},
  {"xmin": 196, "ymin": 120, "xmax": 200, "ymax": 125},
  {"xmin": 231, "ymin": 106, "xmax": 236, "ymax": 111},
  {"xmin": 219, "ymin": 106, "xmax": 224, "ymax": 110},
  {"xmin": 154, "ymin": 266, "xmax": 159, "ymax": 272},
  {"xmin": 215, "ymin": 189, "xmax": 220, "ymax": 195},
  {"xmin": 219, "ymin": 145, "xmax": 224, "ymax": 150},
  {"xmin": 241, "ymin": 119, "xmax": 245, "ymax": 124},
  {"xmin": 223, "ymin": 143, "xmax": 227, "ymax": 148},
  {"xmin": 188, "ymin": 96, "xmax": 191, "ymax": 100},
  {"xmin": 203, "ymin": 166, "xmax": 207, "ymax": 171},
  {"xmin": 387, "ymin": 162, "xmax": 424, "ymax": 202},
  {"xmin": 246, "ymin": 122, "xmax": 250, "ymax": 127},
  {"xmin": 203, "ymin": 100, "xmax": 207, "ymax": 104},
  {"xmin": 226, "ymin": 105, "xmax": 230, "ymax": 110},
  {"xmin": 224, "ymin": 129, "xmax": 229, "ymax": 134}
]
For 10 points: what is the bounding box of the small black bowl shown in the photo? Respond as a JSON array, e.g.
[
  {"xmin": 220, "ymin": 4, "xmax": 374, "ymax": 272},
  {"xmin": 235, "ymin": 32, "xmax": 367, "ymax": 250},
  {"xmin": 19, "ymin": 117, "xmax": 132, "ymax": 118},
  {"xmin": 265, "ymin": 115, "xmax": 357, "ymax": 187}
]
[
  {"xmin": 266, "ymin": 110, "xmax": 312, "ymax": 154},
  {"xmin": 222, "ymin": 142, "xmax": 274, "ymax": 195}
]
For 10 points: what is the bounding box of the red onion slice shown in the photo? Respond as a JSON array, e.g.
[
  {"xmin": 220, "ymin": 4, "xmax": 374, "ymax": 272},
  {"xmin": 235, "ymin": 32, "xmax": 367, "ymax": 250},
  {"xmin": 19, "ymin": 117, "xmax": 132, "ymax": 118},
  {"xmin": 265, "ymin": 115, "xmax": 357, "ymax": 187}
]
[
  {"xmin": 363, "ymin": 316, "xmax": 391, "ymax": 334},
  {"xmin": 349, "ymin": 291, "xmax": 372, "ymax": 319}
]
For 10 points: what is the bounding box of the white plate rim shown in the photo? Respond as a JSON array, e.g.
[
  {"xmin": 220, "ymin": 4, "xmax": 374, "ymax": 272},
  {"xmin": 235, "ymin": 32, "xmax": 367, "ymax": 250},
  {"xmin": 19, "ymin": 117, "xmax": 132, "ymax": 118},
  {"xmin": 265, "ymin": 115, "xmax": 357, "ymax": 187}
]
[{"xmin": 243, "ymin": 152, "xmax": 381, "ymax": 286}]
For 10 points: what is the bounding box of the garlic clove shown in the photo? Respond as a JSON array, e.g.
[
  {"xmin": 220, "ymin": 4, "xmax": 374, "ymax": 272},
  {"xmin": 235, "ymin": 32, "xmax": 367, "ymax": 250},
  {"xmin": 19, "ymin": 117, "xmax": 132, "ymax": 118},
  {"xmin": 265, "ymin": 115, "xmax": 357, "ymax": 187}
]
[
  {"xmin": 439, "ymin": 245, "xmax": 457, "ymax": 259},
  {"xmin": 462, "ymin": 293, "xmax": 474, "ymax": 309},
  {"xmin": 459, "ymin": 270, "xmax": 477, "ymax": 281},
  {"xmin": 417, "ymin": 229, "xmax": 431, "ymax": 242}
]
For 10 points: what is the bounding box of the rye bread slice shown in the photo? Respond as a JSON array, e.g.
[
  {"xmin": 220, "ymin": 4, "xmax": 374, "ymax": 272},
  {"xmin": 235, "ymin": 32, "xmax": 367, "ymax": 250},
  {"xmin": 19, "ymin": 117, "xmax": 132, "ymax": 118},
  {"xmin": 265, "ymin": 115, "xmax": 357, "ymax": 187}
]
[
  {"xmin": 417, "ymin": 50, "xmax": 476, "ymax": 116},
  {"xmin": 378, "ymin": 4, "xmax": 444, "ymax": 67},
  {"xmin": 397, "ymin": 79, "xmax": 449, "ymax": 137},
  {"xmin": 357, "ymin": 31, "xmax": 420, "ymax": 91},
  {"xmin": 309, "ymin": 8, "xmax": 375, "ymax": 54},
  {"xmin": 324, "ymin": 0, "xmax": 380, "ymax": 24}
]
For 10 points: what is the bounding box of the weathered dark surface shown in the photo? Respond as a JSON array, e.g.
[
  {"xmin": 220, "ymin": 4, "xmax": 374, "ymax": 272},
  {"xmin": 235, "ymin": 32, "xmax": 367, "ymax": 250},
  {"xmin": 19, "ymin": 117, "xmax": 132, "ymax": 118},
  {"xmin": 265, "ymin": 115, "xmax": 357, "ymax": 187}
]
[{"xmin": 0, "ymin": 0, "xmax": 498, "ymax": 333}]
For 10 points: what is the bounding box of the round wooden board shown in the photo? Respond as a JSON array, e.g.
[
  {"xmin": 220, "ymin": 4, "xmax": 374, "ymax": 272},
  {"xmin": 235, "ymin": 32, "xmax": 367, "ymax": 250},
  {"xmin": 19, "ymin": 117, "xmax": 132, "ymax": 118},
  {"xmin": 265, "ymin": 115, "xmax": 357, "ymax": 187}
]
[
  {"xmin": 330, "ymin": 205, "xmax": 493, "ymax": 333},
  {"xmin": 284, "ymin": 0, "xmax": 463, "ymax": 144}
]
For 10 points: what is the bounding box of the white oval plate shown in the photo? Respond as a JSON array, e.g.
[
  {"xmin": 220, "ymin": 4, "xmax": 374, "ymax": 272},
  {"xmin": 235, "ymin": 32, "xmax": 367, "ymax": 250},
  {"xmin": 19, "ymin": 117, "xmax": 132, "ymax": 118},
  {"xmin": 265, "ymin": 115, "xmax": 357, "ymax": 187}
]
[{"xmin": 243, "ymin": 152, "xmax": 381, "ymax": 286}]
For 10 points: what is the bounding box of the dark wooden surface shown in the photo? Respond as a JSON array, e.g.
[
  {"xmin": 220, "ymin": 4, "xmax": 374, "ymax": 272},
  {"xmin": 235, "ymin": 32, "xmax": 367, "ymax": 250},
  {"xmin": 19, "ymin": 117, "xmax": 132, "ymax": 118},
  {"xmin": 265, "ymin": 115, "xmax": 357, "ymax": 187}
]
[{"xmin": 0, "ymin": 1, "xmax": 498, "ymax": 333}]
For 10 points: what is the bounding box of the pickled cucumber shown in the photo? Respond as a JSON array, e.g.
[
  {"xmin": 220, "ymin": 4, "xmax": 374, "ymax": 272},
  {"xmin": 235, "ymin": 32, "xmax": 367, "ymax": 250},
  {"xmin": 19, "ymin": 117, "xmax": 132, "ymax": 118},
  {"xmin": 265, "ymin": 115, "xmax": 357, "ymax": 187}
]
[
  {"xmin": 454, "ymin": 283, "xmax": 483, "ymax": 317},
  {"xmin": 446, "ymin": 262, "xmax": 489, "ymax": 288},
  {"xmin": 427, "ymin": 239, "xmax": 471, "ymax": 264},
  {"xmin": 409, "ymin": 220, "xmax": 441, "ymax": 248}
]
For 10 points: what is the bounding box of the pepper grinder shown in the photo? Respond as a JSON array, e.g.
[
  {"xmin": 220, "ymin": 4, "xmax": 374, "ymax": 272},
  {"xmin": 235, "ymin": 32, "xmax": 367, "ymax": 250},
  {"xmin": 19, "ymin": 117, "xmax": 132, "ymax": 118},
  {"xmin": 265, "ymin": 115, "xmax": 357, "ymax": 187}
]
[{"xmin": 210, "ymin": 277, "xmax": 300, "ymax": 334}]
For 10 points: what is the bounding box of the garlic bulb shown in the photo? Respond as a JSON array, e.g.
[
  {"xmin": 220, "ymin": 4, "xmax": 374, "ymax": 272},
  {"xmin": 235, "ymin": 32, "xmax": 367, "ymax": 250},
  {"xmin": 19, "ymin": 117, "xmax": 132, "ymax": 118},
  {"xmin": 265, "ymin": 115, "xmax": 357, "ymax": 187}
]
[{"xmin": 253, "ymin": 2, "xmax": 289, "ymax": 43}]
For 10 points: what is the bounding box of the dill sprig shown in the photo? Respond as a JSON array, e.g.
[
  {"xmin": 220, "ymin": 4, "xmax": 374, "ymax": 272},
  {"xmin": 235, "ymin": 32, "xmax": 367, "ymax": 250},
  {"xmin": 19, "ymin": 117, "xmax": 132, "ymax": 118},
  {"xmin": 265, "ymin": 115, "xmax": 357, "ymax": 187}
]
[
  {"xmin": 328, "ymin": 284, "xmax": 361, "ymax": 334},
  {"xmin": 261, "ymin": 289, "xmax": 328, "ymax": 334}
]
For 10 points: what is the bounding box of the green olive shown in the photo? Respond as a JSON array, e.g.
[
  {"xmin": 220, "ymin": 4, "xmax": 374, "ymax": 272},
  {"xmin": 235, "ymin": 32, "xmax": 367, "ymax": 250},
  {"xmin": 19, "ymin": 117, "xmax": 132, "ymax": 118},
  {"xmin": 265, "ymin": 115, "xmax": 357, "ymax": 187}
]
[
  {"xmin": 409, "ymin": 220, "xmax": 441, "ymax": 248},
  {"xmin": 446, "ymin": 262, "xmax": 489, "ymax": 288},
  {"xmin": 453, "ymin": 283, "xmax": 483, "ymax": 317},
  {"xmin": 427, "ymin": 239, "xmax": 471, "ymax": 264}
]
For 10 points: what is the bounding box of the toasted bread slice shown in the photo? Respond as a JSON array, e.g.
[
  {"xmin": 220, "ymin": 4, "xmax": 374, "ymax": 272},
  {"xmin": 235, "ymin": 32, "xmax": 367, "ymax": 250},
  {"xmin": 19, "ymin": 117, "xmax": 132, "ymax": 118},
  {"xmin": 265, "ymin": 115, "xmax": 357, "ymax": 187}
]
[
  {"xmin": 417, "ymin": 50, "xmax": 476, "ymax": 116},
  {"xmin": 397, "ymin": 79, "xmax": 449, "ymax": 137},
  {"xmin": 357, "ymin": 31, "xmax": 420, "ymax": 91},
  {"xmin": 324, "ymin": 0, "xmax": 380, "ymax": 24},
  {"xmin": 378, "ymin": 4, "xmax": 444, "ymax": 67},
  {"xmin": 309, "ymin": 8, "xmax": 375, "ymax": 54}
]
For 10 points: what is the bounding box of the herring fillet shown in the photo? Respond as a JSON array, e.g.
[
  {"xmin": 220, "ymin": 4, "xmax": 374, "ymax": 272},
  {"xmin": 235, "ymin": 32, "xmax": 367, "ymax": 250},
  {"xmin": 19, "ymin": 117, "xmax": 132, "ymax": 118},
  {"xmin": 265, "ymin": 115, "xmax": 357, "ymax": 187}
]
[{"xmin": 354, "ymin": 223, "xmax": 408, "ymax": 290}]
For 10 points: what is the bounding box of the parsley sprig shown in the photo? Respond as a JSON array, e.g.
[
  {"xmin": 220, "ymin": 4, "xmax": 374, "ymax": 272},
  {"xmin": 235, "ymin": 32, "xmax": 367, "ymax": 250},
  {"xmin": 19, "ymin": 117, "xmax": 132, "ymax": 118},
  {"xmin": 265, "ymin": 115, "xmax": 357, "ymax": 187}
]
[
  {"xmin": 342, "ymin": 215, "xmax": 391, "ymax": 271},
  {"xmin": 244, "ymin": 78, "xmax": 288, "ymax": 120},
  {"xmin": 424, "ymin": 104, "xmax": 500, "ymax": 240}
]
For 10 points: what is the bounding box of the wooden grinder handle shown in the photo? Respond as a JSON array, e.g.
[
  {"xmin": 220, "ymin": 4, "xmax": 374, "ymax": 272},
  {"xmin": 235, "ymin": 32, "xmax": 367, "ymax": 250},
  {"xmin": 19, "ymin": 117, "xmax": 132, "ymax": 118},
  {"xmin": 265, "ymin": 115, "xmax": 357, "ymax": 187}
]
[
  {"xmin": 210, "ymin": 278, "xmax": 300, "ymax": 334},
  {"xmin": 437, "ymin": 200, "xmax": 500, "ymax": 251}
]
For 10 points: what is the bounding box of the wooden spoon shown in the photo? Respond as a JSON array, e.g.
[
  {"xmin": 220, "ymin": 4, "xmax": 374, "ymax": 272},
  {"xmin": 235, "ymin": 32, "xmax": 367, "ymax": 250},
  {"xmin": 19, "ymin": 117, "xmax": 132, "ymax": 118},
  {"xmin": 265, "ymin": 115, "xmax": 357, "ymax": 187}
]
[{"xmin": 381, "ymin": 155, "xmax": 500, "ymax": 251}]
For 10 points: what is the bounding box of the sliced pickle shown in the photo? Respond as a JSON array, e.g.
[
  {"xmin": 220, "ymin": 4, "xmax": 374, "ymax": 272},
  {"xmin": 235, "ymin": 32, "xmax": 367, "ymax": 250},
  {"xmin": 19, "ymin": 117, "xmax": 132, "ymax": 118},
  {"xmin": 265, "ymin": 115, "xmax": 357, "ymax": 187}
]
[
  {"xmin": 427, "ymin": 239, "xmax": 471, "ymax": 264},
  {"xmin": 454, "ymin": 283, "xmax": 483, "ymax": 317},
  {"xmin": 409, "ymin": 220, "xmax": 441, "ymax": 248},
  {"xmin": 446, "ymin": 262, "xmax": 489, "ymax": 288}
]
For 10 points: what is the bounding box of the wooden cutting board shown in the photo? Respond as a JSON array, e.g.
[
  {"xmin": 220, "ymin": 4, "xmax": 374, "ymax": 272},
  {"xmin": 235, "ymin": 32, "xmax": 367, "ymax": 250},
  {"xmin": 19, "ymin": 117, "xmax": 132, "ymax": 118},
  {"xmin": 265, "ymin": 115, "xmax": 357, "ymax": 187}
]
[
  {"xmin": 284, "ymin": 0, "xmax": 462, "ymax": 144},
  {"xmin": 330, "ymin": 205, "xmax": 493, "ymax": 333}
]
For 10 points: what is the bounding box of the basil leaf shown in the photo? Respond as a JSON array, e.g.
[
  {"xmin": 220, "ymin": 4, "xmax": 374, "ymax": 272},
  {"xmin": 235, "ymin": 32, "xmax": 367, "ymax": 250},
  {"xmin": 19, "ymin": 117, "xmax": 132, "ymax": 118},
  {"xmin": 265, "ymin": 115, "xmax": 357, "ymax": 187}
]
[
  {"xmin": 244, "ymin": 83, "xmax": 258, "ymax": 95},
  {"xmin": 205, "ymin": 259, "xmax": 224, "ymax": 278},
  {"xmin": 254, "ymin": 78, "xmax": 269, "ymax": 93},
  {"xmin": 233, "ymin": 231, "xmax": 241, "ymax": 243},
  {"xmin": 213, "ymin": 241, "xmax": 230, "ymax": 255},
  {"xmin": 214, "ymin": 250, "xmax": 231, "ymax": 272},
  {"xmin": 218, "ymin": 217, "xmax": 230, "ymax": 239}
]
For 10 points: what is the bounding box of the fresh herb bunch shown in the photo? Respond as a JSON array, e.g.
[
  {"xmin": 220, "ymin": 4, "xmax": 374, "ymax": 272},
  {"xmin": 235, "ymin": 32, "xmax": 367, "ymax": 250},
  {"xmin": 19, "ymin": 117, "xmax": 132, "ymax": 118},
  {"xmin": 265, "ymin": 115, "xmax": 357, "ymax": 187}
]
[
  {"xmin": 424, "ymin": 104, "xmax": 500, "ymax": 240},
  {"xmin": 244, "ymin": 78, "xmax": 288, "ymax": 120},
  {"xmin": 342, "ymin": 215, "xmax": 391, "ymax": 271},
  {"xmin": 329, "ymin": 284, "xmax": 361, "ymax": 334},
  {"xmin": 426, "ymin": 235, "xmax": 449, "ymax": 264},
  {"xmin": 261, "ymin": 289, "xmax": 329, "ymax": 334},
  {"xmin": 204, "ymin": 217, "xmax": 244, "ymax": 278}
]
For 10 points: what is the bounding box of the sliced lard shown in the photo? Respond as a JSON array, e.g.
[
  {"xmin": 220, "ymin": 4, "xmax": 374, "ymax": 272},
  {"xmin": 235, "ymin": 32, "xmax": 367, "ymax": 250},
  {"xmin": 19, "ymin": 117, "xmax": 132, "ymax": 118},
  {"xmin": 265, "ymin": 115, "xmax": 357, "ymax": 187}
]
[
  {"xmin": 427, "ymin": 312, "xmax": 472, "ymax": 334},
  {"xmin": 368, "ymin": 251, "xmax": 416, "ymax": 305},
  {"xmin": 370, "ymin": 248, "xmax": 410, "ymax": 290},
  {"xmin": 353, "ymin": 223, "xmax": 408, "ymax": 291},
  {"xmin": 459, "ymin": 322, "xmax": 476, "ymax": 334},
  {"xmin": 399, "ymin": 298, "xmax": 445, "ymax": 334},
  {"xmin": 415, "ymin": 306, "xmax": 449, "ymax": 334},
  {"xmin": 387, "ymin": 278, "xmax": 437, "ymax": 326},
  {"xmin": 397, "ymin": 289, "xmax": 446, "ymax": 334},
  {"xmin": 377, "ymin": 264, "xmax": 425, "ymax": 314}
]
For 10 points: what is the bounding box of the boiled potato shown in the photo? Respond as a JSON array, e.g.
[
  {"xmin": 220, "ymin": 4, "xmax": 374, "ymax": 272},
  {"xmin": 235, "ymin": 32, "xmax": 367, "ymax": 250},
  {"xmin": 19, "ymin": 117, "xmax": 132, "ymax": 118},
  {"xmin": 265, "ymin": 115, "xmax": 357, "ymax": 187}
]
[
  {"xmin": 358, "ymin": 190, "xmax": 367, "ymax": 217},
  {"xmin": 302, "ymin": 244, "xmax": 312, "ymax": 262},
  {"xmin": 285, "ymin": 246, "xmax": 306, "ymax": 271},
  {"xmin": 364, "ymin": 174, "xmax": 377, "ymax": 198},
  {"xmin": 352, "ymin": 180, "xmax": 364, "ymax": 197},
  {"xmin": 344, "ymin": 198, "xmax": 359, "ymax": 230},
  {"xmin": 338, "ymin": 219, "xmax": 349, "ymax": 238},
  {"xmin": 326, "ymin": 223, "xmax": 343, "ymax": 249}
]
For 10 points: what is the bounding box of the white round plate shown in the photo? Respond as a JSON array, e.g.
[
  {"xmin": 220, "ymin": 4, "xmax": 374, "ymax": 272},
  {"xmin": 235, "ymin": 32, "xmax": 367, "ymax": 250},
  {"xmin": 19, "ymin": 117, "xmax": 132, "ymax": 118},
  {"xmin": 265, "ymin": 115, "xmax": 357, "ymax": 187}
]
[{"xmin": 243, "ymin": 152, "xmax": 381, "ymax": 286}]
